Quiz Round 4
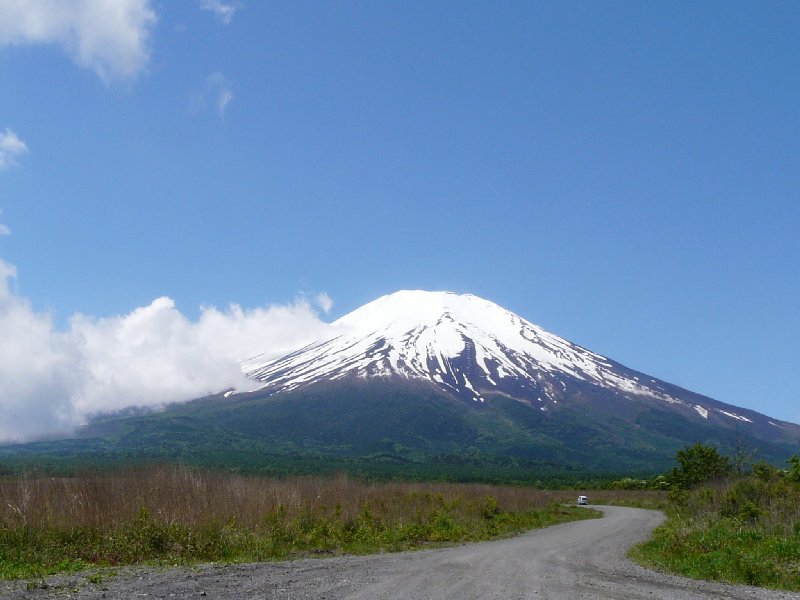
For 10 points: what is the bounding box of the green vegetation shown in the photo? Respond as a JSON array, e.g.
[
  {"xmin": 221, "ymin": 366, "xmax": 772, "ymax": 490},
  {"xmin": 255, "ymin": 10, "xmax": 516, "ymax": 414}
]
[
  {"xmin": 0, "ymin": 466, "xmax": 598, "ymax": 580},
  {"xmin": 0, "ymin": 449, "xmax": 651, "ymax": 489},
  {"xmin": 669, "ymin": 443, "xmax": 732, "ymax": 489},
  {"xmin": 3, "ymin": 380, "xmax": 798, "ymax": 483},
  {"xmin": 632, "ymin": 445, "xmax": 800, "ymax": 591}
]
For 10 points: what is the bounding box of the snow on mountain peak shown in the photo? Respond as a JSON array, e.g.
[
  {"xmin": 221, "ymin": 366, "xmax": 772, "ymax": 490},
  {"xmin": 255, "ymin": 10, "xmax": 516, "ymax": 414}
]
[
  {"xmin": 333, "ymin": 291, "xmax": 516, "ymax": 351},
  {"xmin": 243, "ymin": 290, "xmax": 683, "ymax": 407}
]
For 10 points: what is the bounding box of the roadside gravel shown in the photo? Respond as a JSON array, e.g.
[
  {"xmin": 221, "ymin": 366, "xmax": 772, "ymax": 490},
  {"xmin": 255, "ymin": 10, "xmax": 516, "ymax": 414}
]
[{"xmin": 3, "ymin": 506, "xmax": 798, "ymax": 599}]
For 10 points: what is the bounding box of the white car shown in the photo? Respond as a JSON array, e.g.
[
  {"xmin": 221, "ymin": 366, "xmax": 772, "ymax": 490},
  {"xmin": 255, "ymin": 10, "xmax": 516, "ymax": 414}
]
[{"xmin": 577, "ymin": 495, "xmax": 589, "ymax": 505}]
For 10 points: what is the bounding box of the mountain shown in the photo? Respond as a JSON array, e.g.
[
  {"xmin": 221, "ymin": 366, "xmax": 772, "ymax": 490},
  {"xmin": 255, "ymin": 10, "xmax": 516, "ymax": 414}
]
[
  {"xmin": 243, "ymin": 290, "xmax": 794, "ymax": 441},
  {"xmin": 2, "ymin": 290, "xmax": 798, "ymax": 480}
]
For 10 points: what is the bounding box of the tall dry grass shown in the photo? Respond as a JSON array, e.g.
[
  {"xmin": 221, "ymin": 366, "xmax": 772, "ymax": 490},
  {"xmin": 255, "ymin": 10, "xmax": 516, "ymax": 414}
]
[
  {"xmin": 0, "ymin": 465, "xmax": 612, "ymax": 578},
  {"xmin": 0, "ymin": 465, "xmax": 601, "ymax": 531}
]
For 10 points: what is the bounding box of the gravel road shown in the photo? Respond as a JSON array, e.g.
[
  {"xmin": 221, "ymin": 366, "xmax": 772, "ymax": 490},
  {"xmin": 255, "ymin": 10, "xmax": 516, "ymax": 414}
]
[{"xmin": 4, "ymin": 506, "xmax": 798, "ymax": 599}]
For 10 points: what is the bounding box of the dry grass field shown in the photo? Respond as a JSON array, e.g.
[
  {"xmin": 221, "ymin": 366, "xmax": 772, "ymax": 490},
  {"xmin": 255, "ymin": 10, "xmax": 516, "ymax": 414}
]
[{"xmin": 0, "ymin": 465, "xmax": 620, "ymax": 579}]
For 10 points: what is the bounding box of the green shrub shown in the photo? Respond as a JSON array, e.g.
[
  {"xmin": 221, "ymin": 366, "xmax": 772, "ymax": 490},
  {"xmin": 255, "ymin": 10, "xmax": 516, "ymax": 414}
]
[
  {"xmin": 788, "ymin": 455, "xmax": 800, "ymax": 483},
  {"xmin": 633, "ymin": 450, "xmax": 800, "ymax": 591},
  {"xmin": 669, "ymin": 443, "xmax": 731, "ymax": 489}
]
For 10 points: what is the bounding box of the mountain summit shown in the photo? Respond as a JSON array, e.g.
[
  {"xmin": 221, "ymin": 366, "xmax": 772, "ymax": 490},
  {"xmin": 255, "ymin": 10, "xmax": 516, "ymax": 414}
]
[{"xmin": 244, "ymin": 290, "xmax": 762, "ymax": 430}]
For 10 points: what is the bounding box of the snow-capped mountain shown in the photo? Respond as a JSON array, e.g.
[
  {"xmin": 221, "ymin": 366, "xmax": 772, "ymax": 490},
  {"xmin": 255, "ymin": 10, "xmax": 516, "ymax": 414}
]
[
  {"xmin": 14, "ymin": 290, "xmax": 794, "ymax": 475},
  {"xmin": 243, "ymin": 290, "xmax": 763, "ymax": 428}
]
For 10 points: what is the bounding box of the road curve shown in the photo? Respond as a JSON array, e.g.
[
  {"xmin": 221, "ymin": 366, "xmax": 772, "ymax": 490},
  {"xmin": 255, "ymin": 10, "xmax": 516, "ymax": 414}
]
[{"xmin": 4, "ymin": 506, "xmax": 798, "ymax": 599}]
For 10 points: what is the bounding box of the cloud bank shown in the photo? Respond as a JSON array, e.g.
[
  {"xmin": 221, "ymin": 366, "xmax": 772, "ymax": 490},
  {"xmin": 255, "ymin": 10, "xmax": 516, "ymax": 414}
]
[
  {"xmin": 0, "ymin": 259, "xmax": 333, "ymax": 443},
  {"xmin": 0, "ymin": 0, "xmax": 157, "ymax": 82}
]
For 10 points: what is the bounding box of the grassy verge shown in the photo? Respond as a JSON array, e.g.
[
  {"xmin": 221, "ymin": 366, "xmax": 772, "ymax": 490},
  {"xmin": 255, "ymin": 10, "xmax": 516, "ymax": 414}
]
[
  {"xmin": 631, "ymin": 518, "xmax": 800, "ymax": 590},
  {"xmin": 0, "ymin": 466, "xmax": 599, "ymax": 580},
  {"xmin": 631, "ymin": 473, "xmax": 800, "ymax": 591}
]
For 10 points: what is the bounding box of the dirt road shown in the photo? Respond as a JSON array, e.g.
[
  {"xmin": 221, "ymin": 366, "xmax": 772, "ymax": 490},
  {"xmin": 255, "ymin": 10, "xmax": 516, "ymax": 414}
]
[{"xmin": 4, "ymin": 506, "xmax": 798, "ymax": 599}]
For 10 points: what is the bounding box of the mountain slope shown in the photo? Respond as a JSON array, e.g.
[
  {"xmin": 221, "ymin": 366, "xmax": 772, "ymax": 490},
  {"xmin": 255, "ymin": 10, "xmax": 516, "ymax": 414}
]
[
  {"xmin": 4, "ymin": 376, "xmax": 795, "ymax": 478},
  {"xmin": 244, "ymin": 290, "xmax": 797, "ymax": 443}
]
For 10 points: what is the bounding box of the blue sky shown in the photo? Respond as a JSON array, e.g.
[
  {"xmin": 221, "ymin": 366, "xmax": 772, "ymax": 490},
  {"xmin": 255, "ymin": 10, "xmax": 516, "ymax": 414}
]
[{"xmin": 1, "ymin": 1, "xmax": 798, "ymax": 439}]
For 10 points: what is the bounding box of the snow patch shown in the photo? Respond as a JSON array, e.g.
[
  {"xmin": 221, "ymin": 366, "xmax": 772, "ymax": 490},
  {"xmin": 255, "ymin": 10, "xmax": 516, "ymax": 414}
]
[{"xmin": 718, "ymin": 409, "xmax": 753, "ymax": 423}]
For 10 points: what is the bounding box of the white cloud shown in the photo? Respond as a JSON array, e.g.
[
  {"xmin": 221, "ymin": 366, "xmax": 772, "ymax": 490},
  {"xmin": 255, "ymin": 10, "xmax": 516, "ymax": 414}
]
[
  {"xmin": 190, "ymin": 72, "xmax": 234, "ymax": 118},
  {"xmin": 0, "ymin": 259, "xmax": 83, "ymax": 441},
  {"xmin": 0, "ymin": 210, "xmax": 10, "ymax": 236},
  {"xmin": 199, "ymin": 0, "xmax": 239, "ymax": 25},
  {"xmin": 0, "ymin": 258, "xmax": 17, "ymax": 296},
  {"xmin": 0, "ymin": 258, "xmax": 333, "ymax": 442},
  {"xmin": 0, "ymin": 0, "xmax": 158, "ymax": 82},
  {"xmin": 315, "ymin": 292, "xmax": 333, "ymax": 314},
  {"xmin": 0, "ymin": 129, "xmax": 28, "ymax": 170},
  {"xmin": 217, "ymin": 88, "xmax": 234, "ymax": 117}
]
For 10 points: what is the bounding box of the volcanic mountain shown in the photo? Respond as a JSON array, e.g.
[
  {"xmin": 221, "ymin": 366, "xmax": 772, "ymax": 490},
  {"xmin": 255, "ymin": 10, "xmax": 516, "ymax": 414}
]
[
  {"xmin": 5, "ymin": 290, "xmax": 798, "ymax": 478},
  {"xmin": 243, "ymin": 290, "xmax": 790, "ymax": 439}
]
